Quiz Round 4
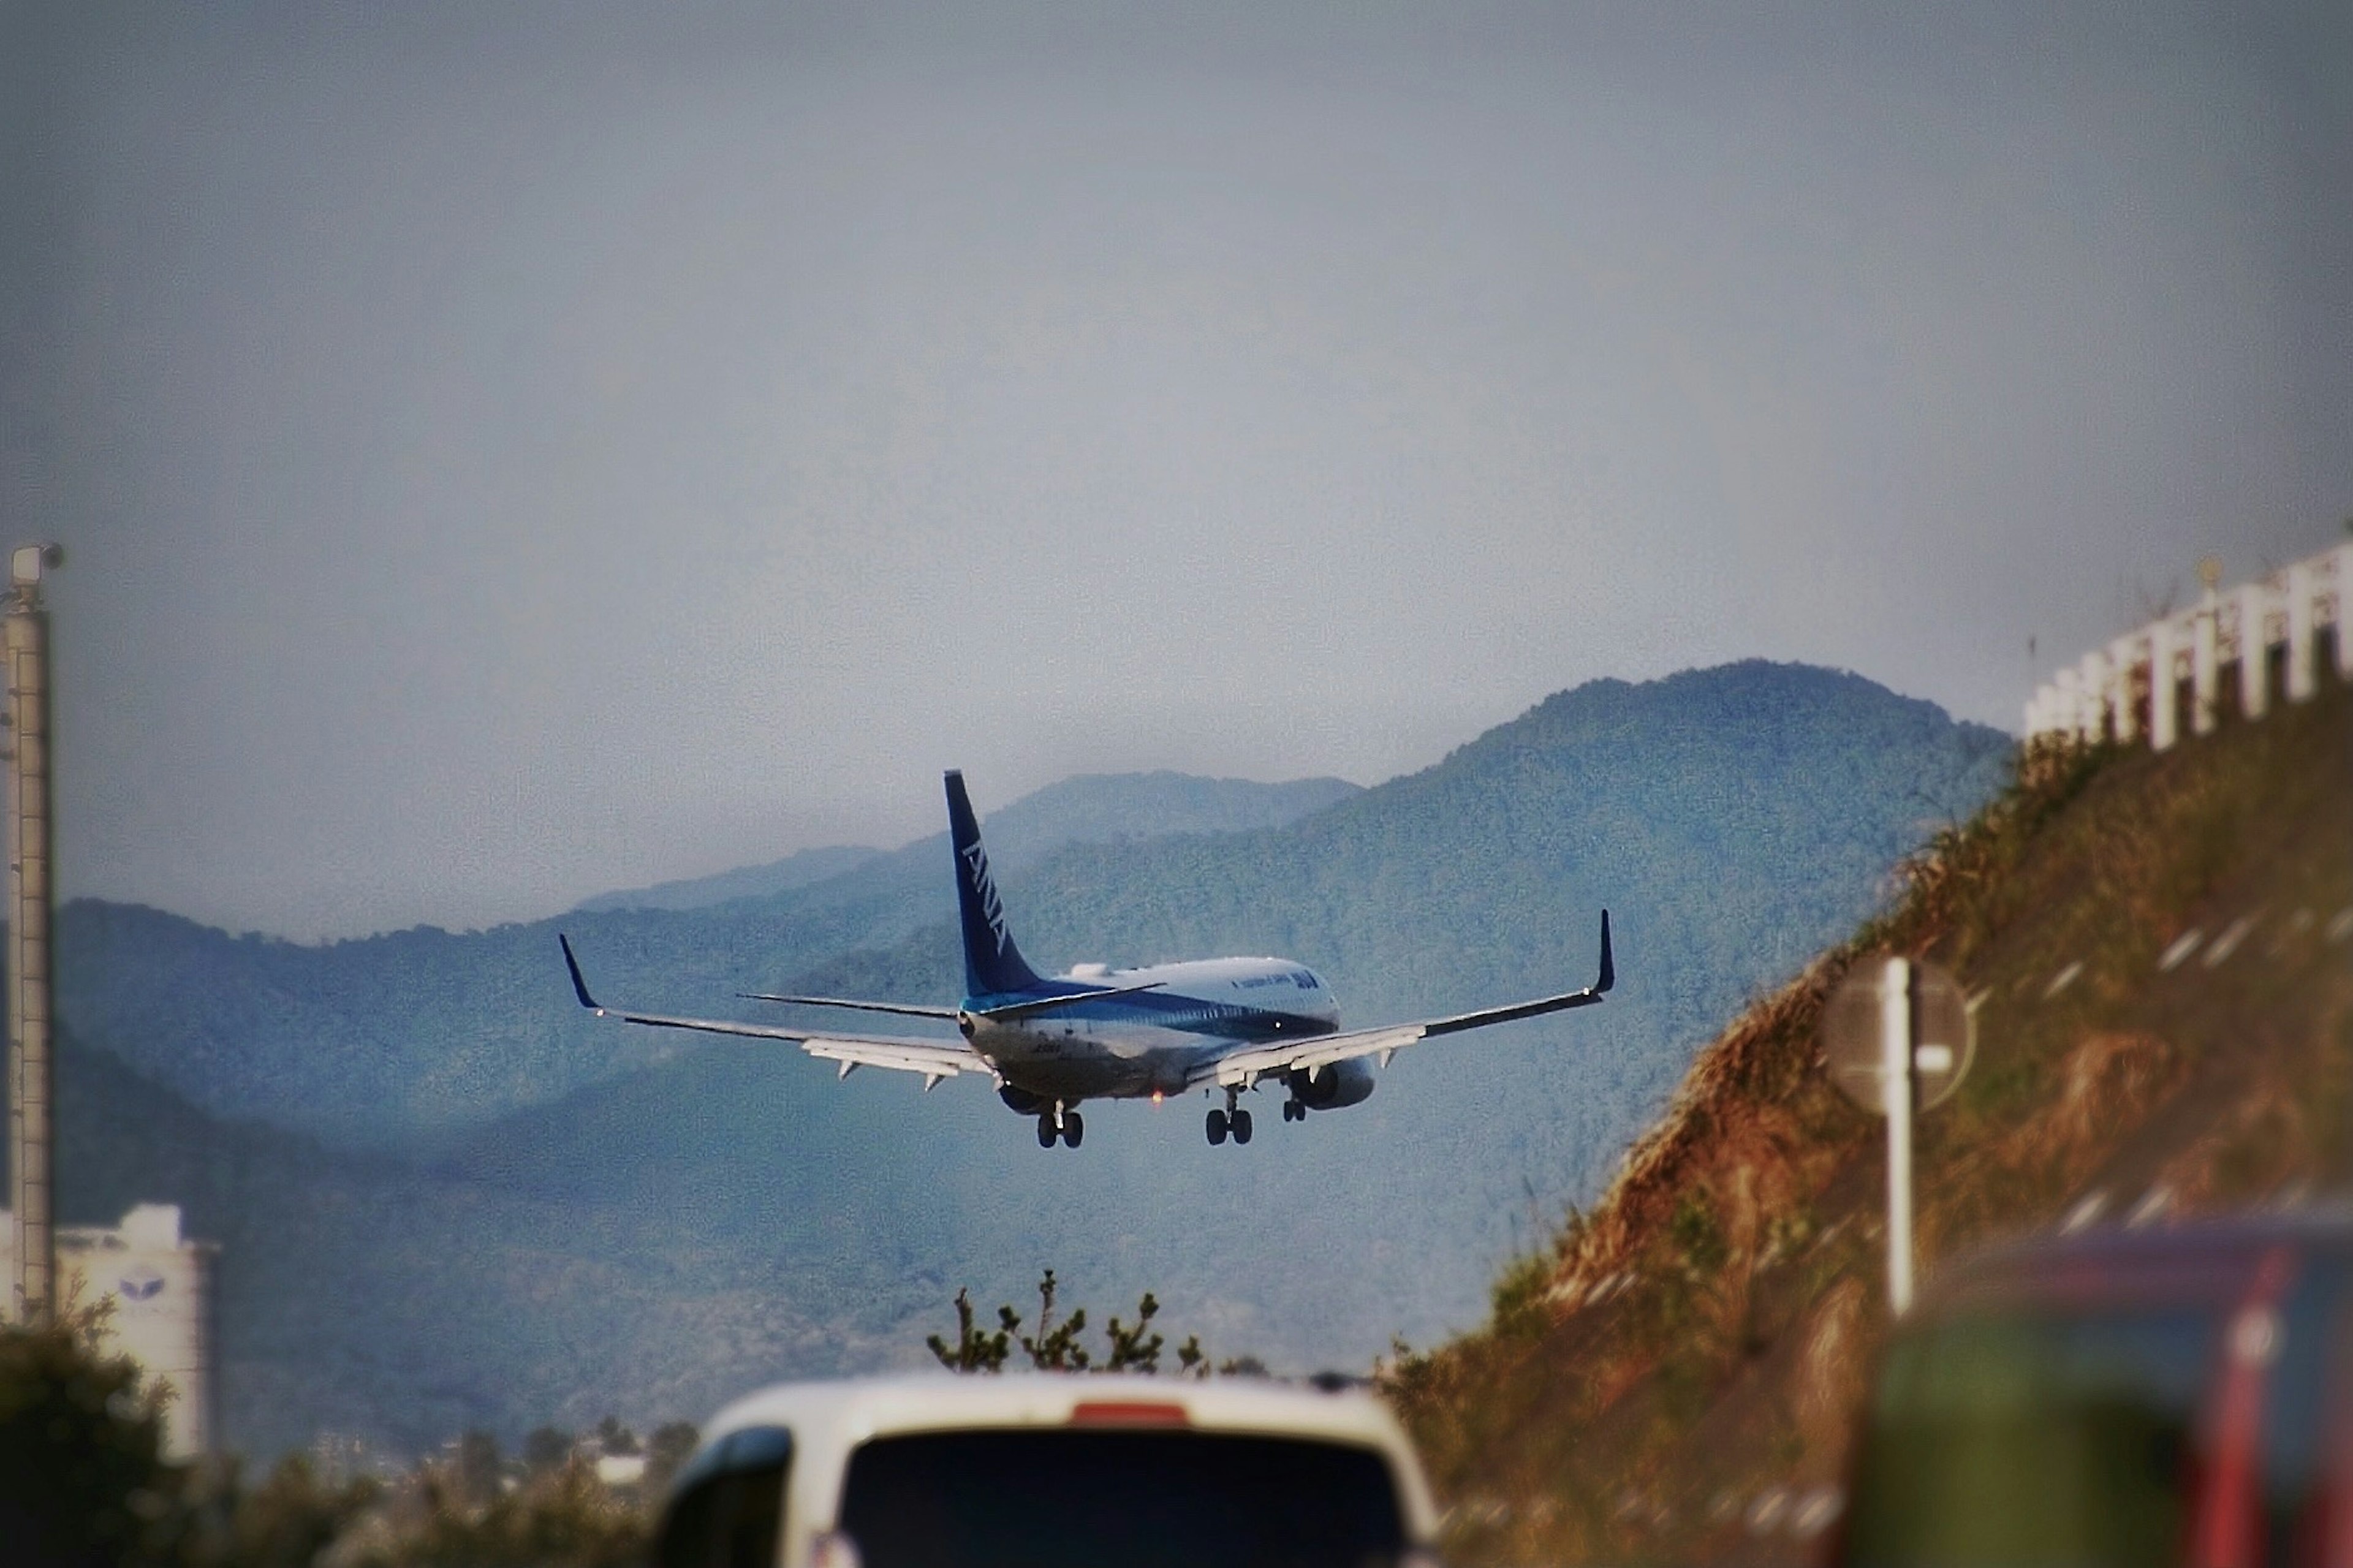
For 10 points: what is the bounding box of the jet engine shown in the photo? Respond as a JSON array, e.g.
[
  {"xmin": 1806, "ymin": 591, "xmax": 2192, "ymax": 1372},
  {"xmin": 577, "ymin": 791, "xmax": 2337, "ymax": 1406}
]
[
  {"xmin": 1287, "ymin": 1058, "xmax": 1376, "ymax": 1110},
  {"xmin": 998, "ymin": 1085, "xmax": 1046, "ymax": 1115}
]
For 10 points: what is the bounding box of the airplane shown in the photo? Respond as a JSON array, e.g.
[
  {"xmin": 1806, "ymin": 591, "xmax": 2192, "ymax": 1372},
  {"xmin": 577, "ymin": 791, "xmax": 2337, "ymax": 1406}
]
[{"xmin": 559, "ymin": 770, "xmax": 1612, "ymax": 1150}]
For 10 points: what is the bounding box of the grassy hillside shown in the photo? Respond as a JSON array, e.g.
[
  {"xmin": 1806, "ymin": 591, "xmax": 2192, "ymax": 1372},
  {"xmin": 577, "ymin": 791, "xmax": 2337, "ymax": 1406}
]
[{"xmin": 1390, "ymin": 680, "xmax": 2353, "ymax": 1567}]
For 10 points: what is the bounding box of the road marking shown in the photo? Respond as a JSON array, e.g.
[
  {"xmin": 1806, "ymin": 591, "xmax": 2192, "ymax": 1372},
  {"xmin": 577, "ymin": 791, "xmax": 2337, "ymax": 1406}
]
[
  {"xmin": 2159, "ymin": 930, "xmax": 2205, "ymax": 971},
  {"xmin": 2203, "ymin": 916, "xmax": 2255, "ymax": 967},
  {"xmin": 2272, "ymin": 909, "xmax": 2316, "ymax": 957},
  {"xmin": 1746, "ymin": 1490, "xmax": 1790, "ymax": 1535},
  {"xmin": 2125, "ymin": 1186, "xmax": 2172, "ymax": 1229},
  {"xmin": 1792, "ymin": 1488, "xmax": 1846, "ymax": 1540},
  {"xmin": 2061, "ymin": 1190, "xmax": 2108, "ymax": 1233}
]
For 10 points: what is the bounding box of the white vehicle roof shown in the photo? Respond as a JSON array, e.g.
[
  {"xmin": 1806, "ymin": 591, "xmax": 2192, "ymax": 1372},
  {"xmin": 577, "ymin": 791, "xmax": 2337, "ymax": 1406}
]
[{"xmin": 694, "ymin": 1371, "xmax": 1439, "ymax": 1556}]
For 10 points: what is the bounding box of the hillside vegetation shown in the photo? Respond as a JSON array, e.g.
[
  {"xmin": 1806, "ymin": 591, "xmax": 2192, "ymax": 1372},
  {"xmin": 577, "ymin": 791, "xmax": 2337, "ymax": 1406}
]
[{"xmin": 1390, "ymin": 681, "xmax": 2353, "ymax": 1567}]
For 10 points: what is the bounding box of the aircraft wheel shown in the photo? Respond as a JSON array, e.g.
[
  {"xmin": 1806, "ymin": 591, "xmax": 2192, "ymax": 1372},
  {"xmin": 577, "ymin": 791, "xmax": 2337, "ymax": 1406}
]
[
  {"xmin": 1036, "ymin": 1116, "xmax": 1058, "ymax": 1149},
  {"xmin": 1230, "ymin": 1108, "xmax": 1253, "ymax": 1145},
  {"xmin": 1063, "ymin": 1112, "xmax": 1085, "ymax": 1148},
  {"xmin": 1206, "ymin": 1108, "xmax": 1229, "ymax": 1146}
]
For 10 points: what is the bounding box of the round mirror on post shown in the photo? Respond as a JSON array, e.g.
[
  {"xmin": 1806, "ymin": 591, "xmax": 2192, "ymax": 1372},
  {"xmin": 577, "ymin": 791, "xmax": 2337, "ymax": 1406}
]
[
  {"xmin": 1821, "ymin": 955, "xmax": 1974, "ymax": 1315},
  {"xmin": 1822, "ymin": 956, "xmax": 1973, "ymax": 1112}
]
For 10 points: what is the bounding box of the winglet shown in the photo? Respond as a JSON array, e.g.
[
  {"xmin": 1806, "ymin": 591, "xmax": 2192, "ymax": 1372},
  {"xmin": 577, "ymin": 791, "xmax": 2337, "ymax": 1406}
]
[
  {"xmin": 558, "ymin": 934, "xmax": 603, "ymax": 1012},
  {"xmin": 1595, "ymin": 909, "xmax": 1614, "ymax": 995}
]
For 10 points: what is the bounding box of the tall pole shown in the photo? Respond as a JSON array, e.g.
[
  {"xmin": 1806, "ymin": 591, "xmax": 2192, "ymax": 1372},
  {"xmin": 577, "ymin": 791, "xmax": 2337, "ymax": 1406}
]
[
  {"xmin": 1881, "ymin": 956, "xmax": 1915, "ymax": 1315},
  {"xmin": 7, "ymin": 543, "xmax": 59, "ymax": 1327}
]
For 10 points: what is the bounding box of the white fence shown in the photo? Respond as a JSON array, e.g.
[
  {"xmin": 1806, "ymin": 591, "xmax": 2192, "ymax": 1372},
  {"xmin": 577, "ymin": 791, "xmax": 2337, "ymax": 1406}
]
[{"xmin": 2025, "ymin": 542, "xmax": 2352, "ymax": 748}]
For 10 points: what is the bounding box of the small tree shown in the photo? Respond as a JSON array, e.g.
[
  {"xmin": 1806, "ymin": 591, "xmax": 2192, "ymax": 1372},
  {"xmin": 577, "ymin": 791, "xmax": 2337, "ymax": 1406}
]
[
  {"xmin": 644, "ymin": 1422, "xmax": 699, "ymax": 1495},
  {"xmin": 1020, "ymin": 1270, "xmax": 1090, "ymax": 1371},
  {"xmin": 0, "ymin": 1300, "xmax": 174, "ymax": 1568},
  {"xmin": 171, "ymin": 1453, "xmax": 376, "ymax": 1567},
  {"xmin": 523, "ymin": 1425, "xmax": 575, "ymax": 1475},
  {"xmin": 926, "ymin": 1289, "xmax": 1014, "ymax": 1373},
  {"xmin": 457, "ymin": 1428, "xmax": 504, "ymax": 1506},
  {"xmin": 930, "ymin": 1273, "xmax": 1216, "ymax": 1376},
  {"xmin": 1101, "ymin": 1292, "xmax": 1165, "ymax": 1372}
]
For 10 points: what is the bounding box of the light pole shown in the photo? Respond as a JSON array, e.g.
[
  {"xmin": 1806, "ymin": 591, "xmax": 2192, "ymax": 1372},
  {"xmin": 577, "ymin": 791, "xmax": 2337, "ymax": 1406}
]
[{"xmin": 7, "ymin": 542, "xmax": 61, "ymax": 1326}]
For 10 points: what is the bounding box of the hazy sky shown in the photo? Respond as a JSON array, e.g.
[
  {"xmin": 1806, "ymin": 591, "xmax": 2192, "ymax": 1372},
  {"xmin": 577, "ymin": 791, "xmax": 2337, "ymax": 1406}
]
[{"xmin": 5, "ymin": 1, "xmax": 2347, "ymax": 939}]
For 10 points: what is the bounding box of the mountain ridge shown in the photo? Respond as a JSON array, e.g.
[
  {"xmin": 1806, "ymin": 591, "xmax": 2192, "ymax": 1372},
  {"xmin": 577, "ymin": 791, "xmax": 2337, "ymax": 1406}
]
[{"xmin": 569, "ymin": 770, "xmax": 1363, "ymax": 917}]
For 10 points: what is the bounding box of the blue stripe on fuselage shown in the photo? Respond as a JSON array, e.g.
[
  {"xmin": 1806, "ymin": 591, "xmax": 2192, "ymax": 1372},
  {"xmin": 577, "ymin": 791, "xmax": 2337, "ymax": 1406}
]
[{"xmin": 964, "ymin": 981, "xmax": 1337, "ymax": 1043}]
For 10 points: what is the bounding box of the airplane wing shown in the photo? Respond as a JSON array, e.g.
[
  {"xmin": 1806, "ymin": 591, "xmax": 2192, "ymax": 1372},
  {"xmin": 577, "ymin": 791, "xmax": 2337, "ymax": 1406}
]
[
  {"xmin": 736, "ymin": 980, "xmax": 1163, "ymax": 1022},
  {"xmin": 560, "ymin": 936, "xmax": 990, "ymax": 1090},
  {"xmin": 1190, "ymin": 911, "xmax": 1613, "ymax": 1092}
]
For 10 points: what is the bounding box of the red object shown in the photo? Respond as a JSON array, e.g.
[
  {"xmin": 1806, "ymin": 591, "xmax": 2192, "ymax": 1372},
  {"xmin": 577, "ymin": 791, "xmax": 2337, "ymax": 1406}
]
[
  {"xmin": 2189, "ymin": 1246, "xmax": 2298, "ymax": 1568},
  {"xmin": 1068, "ymin": 1401, "xmax": 1192, "ymax": 1428}
]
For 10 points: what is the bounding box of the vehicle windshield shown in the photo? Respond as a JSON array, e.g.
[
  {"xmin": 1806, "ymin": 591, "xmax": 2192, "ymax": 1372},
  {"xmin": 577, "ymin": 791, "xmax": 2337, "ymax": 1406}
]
[
  {"xmin": 837, "ymin": 1428, "xmax": 1409, "ymax": 1568},
  {"xmin": 1843, "ymin": 1305, "xmax": 2222, "ymax": 1568}
]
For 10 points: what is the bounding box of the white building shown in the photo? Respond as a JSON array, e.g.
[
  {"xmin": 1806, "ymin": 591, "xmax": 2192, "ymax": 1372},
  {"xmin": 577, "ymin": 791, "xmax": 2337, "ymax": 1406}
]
[{"xmin": 3, "ymin": 1202, "xmax": 218, "ymax": 1459}]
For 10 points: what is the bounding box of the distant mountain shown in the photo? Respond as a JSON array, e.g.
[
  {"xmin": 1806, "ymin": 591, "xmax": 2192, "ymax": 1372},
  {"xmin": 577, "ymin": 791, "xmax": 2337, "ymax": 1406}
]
[
  {"xmin": 569, "ymin": 771, "xmax": 1360, "ymax": 915},
  {"xmin": 964, "ymin": 771, "xmax": 1365, "ymax": 854},
  {"xmin": 567, "ymin": 772, "xmax": 1365, "ymax": 918},
  {"xmin": 573, "ymin": 845, "xmax": 882, "ymax": 913},
  {"xmin": 48, "ymin": 661, "xmax": 2012, "ymax": 1455}
]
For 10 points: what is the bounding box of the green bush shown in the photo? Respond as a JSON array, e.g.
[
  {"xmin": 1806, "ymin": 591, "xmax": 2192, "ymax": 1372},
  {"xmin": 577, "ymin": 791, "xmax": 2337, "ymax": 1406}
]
[{"xmin": 0, "ymin": 1304, "xmax": 176, "ymax": 1568}]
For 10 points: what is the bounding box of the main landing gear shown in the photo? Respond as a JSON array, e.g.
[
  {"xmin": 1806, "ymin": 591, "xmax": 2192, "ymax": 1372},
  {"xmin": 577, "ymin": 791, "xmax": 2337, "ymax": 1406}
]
[
  {"xmin": 1205, "ymin": 1088, "xmax": 1253, "ymax": 1147},
  {"xmin": 1035, "ymin": 1102, "xmax": 1084, "ymax": 1149},
  {"xmin": 1282, "ymin": 1099, "xmax": 1306, "ymax": 1122}
]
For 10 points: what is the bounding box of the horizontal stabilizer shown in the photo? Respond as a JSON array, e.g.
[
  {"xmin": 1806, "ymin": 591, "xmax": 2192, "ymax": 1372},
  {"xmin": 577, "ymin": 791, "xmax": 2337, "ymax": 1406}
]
[{"xmin": 556, "ymin": 936, "xmax": 990, "ymax": 1085}]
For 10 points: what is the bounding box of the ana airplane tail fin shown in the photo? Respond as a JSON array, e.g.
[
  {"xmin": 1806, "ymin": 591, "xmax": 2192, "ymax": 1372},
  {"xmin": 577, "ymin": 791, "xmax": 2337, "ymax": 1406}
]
[{"xmin": 944, "ymin": 770, "xmax": 1045, "ymax": 998}]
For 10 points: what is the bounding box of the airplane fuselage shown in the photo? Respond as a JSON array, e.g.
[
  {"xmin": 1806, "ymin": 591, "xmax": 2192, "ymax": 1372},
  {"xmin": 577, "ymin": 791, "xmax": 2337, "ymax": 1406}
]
[{"xmin": 962, "ymin": 956, "xmax": 1341, "ymax": 1100}]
